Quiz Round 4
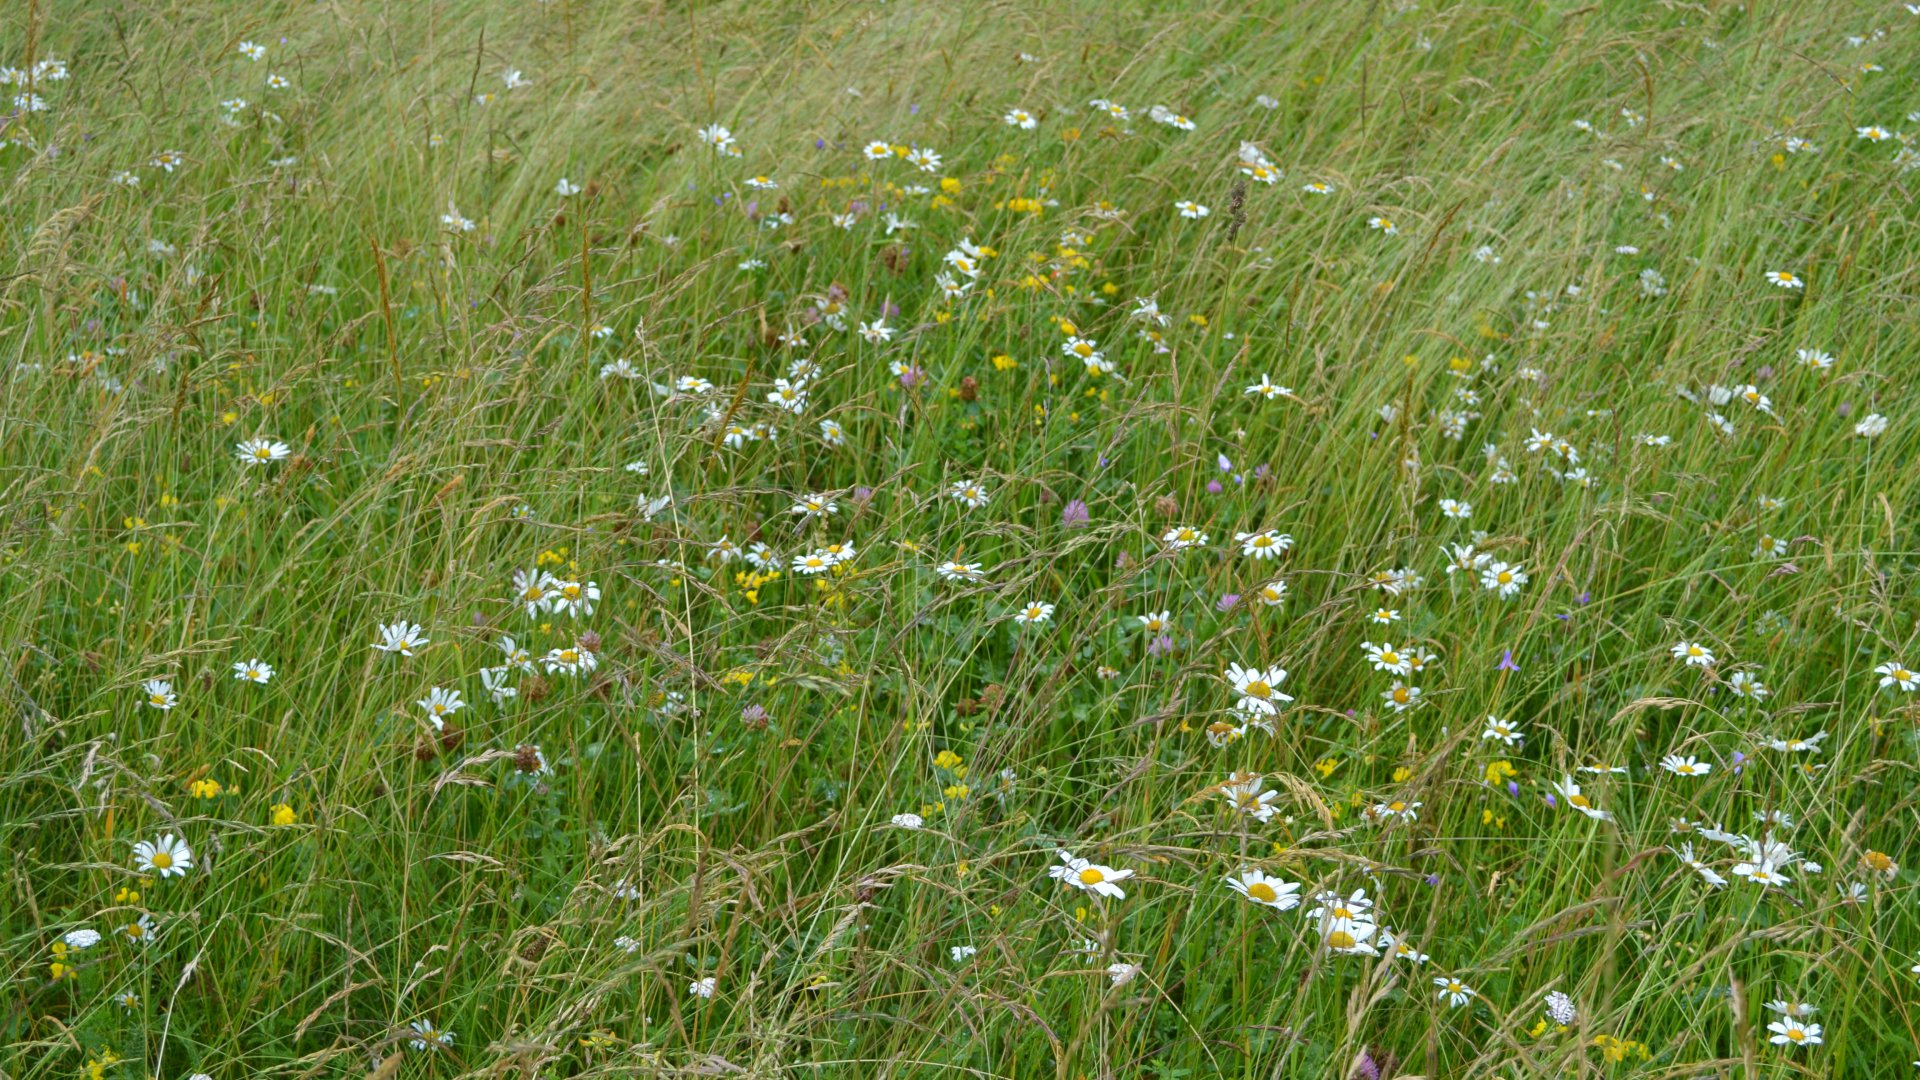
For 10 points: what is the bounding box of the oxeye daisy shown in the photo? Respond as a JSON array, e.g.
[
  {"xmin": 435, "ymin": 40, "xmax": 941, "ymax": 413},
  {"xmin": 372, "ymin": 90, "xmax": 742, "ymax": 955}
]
[
  {"xmin": 1875, "ymin": 660, "xmax": 1917, "ymax": 692},
  {"xmin": 235, "ymin": 438, "xmax": 291, "ymax": 465},
  {"xmin": 935, "ymin": 560, "xmax": 983, "ymax": 582},
  {"xmin": 1012, "ymin": 601, "xmax": 1055, "ymax": 625},
  {"xmin": 1243, "ymin": 374, "xmax": 1290, "ymax": 399},
  {"xmin": 1219, "ymin": 773, "xmax": 1279, "ymax": 821},
  {"xmin": 409, "ymin": 1020, "xmax": 454, "ymax": 1051},
  {"xmin": 1224, "ymin": 662, "xmax": 1292, "ymax": 716},
  {"xmin": 948, "ymin": 479, "xmax": 990, "ymax": 508},
  {"xmin": 1670, "ymin": 640, "xmax": 1716, "ymax": 667},
  {"xmin": 1433, "ymin": 977, "xmax": 1477, "ymax": 1008},
  {"xmin": 1048, "ymin": 850, "xmax": 1133, "ymax": 899},
  {"xmin": 133, "ymin": 834, "xmax": 193, "ymax": 878},
  {"xmin": 142, "ymin": 678, "xmax": 178, "ymax": 710},
  {"xmin": 416, "ymin": 687, "xmax": 464, "ymax": 730},
  {"xmin": 1003, "ymin": 107, "xmax": 1037, "ymax": 130},
  {"xmin": 1764, "ymin": 270, "xmax": 1804, "ymax": 289},
  {"xmin": 231, "ymin": 658, "xmax": 273, "ymax": 684},
  {"xmin": 1551, "ymin": 776, "xmax": 1612, "ymax": 822},
  {"xmin": 372, "ymin": 620, "xmax": 429, "ymax": 656},
  {"xmin": 1161, "ymin": 525, "xmax": 1208, "ymax": 550},
  {"xmin": 1660, "ymin": 754, "xmax": 1712, "ymax": 777},
  {"xmin": 1766, "ymin": 1018, "xmax": 1822, "ymax": 1047},
  {"xmin": 1380, "ymin": 681, "xmax": 1422, "ymax": 712},
  {"xmin": 1479, "ymin": 561, "xmax": 1527, "ymax": 597},
  {"xmin": 1235, "ymin": 529, "xmax": 1292, "ymax": 559},
  {"xmin": 1362, "ymin": 641, "xmax": 1411, "ymax": 675},
  {"xmin": 1174, "ymin": 200, "xmax": 1210, "ymax": 219},
  {"xmin": 1481, "ymin": 715, "xmax": 1523, "ymax": 745},
  {"xmin": 1225, "ymin": 868, "xmax": 1301, "ymax": 911}
]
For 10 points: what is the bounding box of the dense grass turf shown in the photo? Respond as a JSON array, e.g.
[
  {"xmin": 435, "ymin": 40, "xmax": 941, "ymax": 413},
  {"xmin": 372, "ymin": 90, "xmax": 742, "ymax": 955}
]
[{"xmin": 3, "ymin": 0, "xmax": 1919, "ymax": 1076}]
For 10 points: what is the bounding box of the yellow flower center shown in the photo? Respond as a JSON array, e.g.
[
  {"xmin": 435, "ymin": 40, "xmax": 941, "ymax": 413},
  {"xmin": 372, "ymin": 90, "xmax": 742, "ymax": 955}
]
[
  {"xmin": 1077, "ymin": 867, "xmax": 1105, "ymax": 886},
  {"xmin": 1380, "ymin": 651, "xmax": 1398, "ymax": 665},
  {"xmin": 1327, "ymin": 930, "xmax": 1356, "ymax": 949},
  {"xmin": 149, "ymin": 851, "xmax": 173, "ymax": 869},
  {"xmin": 1246, "ymin": 681, "xmax": 1271, "ymax": 699},
  {"xmin": 1569, "ymin": 794, "xmax": 1591, "ymax": 809},
  {"xmin": 1392, "ymin": 688, "xmax": 1410, "ymax": 704},
  {"xmin": 1247, "ymin": 881, "xmax": 1278, "ymax": 903},
  {"xmin": 1497, "ymin": 571, "xmax": 1513, "ymax": 584}
]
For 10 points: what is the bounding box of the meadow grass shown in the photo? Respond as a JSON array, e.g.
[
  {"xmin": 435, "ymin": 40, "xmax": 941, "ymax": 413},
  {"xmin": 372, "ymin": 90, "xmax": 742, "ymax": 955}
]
[{"xmin": 3, "ymin": 0, "xmax": 1920, "ymax": 1076}]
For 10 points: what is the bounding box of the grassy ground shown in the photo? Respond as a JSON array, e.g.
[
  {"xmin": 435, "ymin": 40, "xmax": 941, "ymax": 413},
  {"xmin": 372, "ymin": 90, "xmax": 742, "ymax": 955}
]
[{"xmin": 3, "ymin": 0, "xmax": 1919, "ymax": 1076}]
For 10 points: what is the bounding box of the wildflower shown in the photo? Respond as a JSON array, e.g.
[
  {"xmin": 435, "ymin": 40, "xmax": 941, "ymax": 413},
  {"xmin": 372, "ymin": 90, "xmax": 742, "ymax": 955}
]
[
  {"xmin": 1764, "ymin": 270, "xmax": 1803, "ymax": 289},
  {"xmin": 123, "ymin": 914, "xmax": 156, "ymax": 944},
  {"xmin": 1727, "ymin": 671, "xmax": 1770, "ymax": 700},
  {"xmin": 1479, "ymin": 561, "xmax": 1527, "ymax": 597},
  {"xmin": 1161, "ymin": 525, "xmax": 1208, "ymax": 550},
  {"xmin": 891, "ymin": 812, "xmax": 924, "ymax": 830},
  {"xmin": 1732, "ymin": 834, "xmax": 1795, "ymax": 887},
  {"xmin": 542, "ymin": 643, "xmax": 597, "ymax": 676},
  {"xmin": 231, "ymin": 658, "xmax": 273, "ymax": 684},
  {"xmin": 1660, "ymin": 754, "xmax": 1711, "ymax": 778},
  {"xmin": 791, "ymin": 493, "xmax": 839, "ymax": 517},
  {"xmin": 949, "ymin": 480, "xmax": 990, "ymax": 508},
  {"xmin": 1003, "ymin": 106, "xmax": 1037, "ymax": 129},
  {"xmin": 1434, "ymin": 977, "xmax": 1477, "ymax": 1007},
  {"xmin": 1766, "ymin": 1018, "xmax": 1822, "ymax": 1048},
  {"xmin": 409, "ymin": 1020, "xmax": 453, "ymax": 1051},
  {"xmin": 1174, "ymin": 200, "xmax": 1210, "ymax": 219},
  {"xmin": 1012, "ymin": 601, "xmax": 1055, "ymax": 625},
  {"xmin": 1244, "ymin": 374, "xmax": 1291, "ymax": 400},
  {"xmin": 1224, "ymin": 663, "xmax": 1292, "ymax": 716},
  {"xmin": 1225, "ymin": 868, "xmax": 1301, "ymax": 911},
  {"xmin": 1362, "ymin": 641, "xmax": 1412, "ymax": 675},
  {"xmin": 1551, "ymin": 776, "xmax": 1612, "ymax": 822},
  {"xmin": 1670, "ymin": 640, "xmax": 1715, "ymax": 667},
  {"xmin": 142, "ymin": 679, "xmax": 178, "ymax": 710},
  {"xmin": 1219, "ymin": 773, "xmax": 1280, "ymax": 821},
  {"xmin": 1380, "ymin": 682, "xmax": 1422, "ymax": 712},
  {"xmin": 935, "ymin": 560, "xmax": 983, "ymax": 582},
  {"xmin": 133, "ymin": 834, "xmax": 193, "ymax": 878},
  {"xmin": 417, "ymin": 687, "xmax": 464, "ymax": 730},
  {"xmin": 372, "ymin": 621, "xmax": 429, "ymax": 656},
  {"xmin": 1236, "ymin": 529, "xmax": 1291, "ymax": 559},
  {"xmin": 1369, "ymin": 799, "xmax": 1420, "ymax": 823},
  {"xmin": 550, "ymin": 579, "xmax": 600, "ymax": 618},
  {"xmin": 1049, "ymin": 850, "xmax": 1133, "ymax": 899},
  {"xmin": 1481, "ymin": 716, "xmax": 1523, "ymax": 746},
  {"xmin": 235, "ymin": 438, "xmax": 291, "ymax": 464}
]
